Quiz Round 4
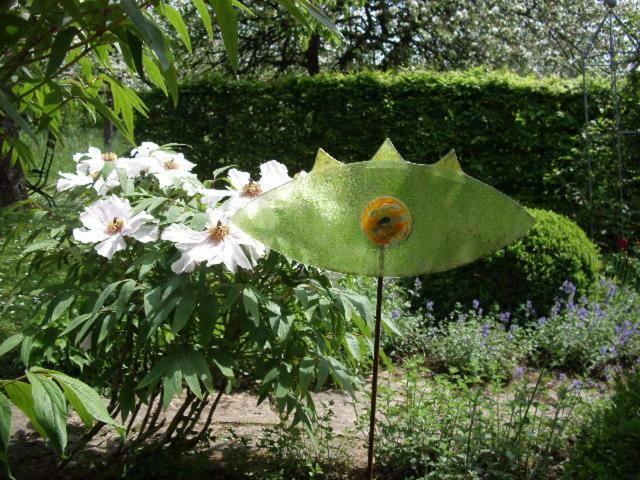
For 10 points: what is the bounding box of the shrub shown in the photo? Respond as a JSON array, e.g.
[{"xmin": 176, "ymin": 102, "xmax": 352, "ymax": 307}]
[
  {"xmin": 137, "ymin": 71, "xmax": 595, "ymax": 220},
  {"xmin": 0, "ymin": 142, "xmax": 371, "ymax": 471},
  {"xmin": 411, "ymin": 208, "xmax": 601, "ymax": 319},
  {"xmin": 563, "ymin": 371, "xmax": 640, "ymax": 480}
]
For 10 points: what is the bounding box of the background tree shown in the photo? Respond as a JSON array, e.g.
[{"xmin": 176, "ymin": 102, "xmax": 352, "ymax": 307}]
[
  {"xmin": 170, "ymin": 0, "xmax": 640, "ymax": 78},
  {"xmin": 0, "ymin": 0, "xmax": 339, "ymax": 206}
]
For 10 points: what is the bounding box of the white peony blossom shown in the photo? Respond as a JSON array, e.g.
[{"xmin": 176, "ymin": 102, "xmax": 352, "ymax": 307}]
[
  {"xmin": 161, "ymin": 209, "xmax": 264, "ymax": 274},
  {"xmin": 56, "ymin": 170, "xmax": 119, "ymax": 195},
  {"xmin": 74, "ymin": 146, "xmax": 120, "ymax": 177},
  {"xmin": 222, "ymin": 160, "xmax": 291, "ymax": 214},
  {"xmin": 73, "ymin": 196, "xmax": 158, "ymax": 259}
]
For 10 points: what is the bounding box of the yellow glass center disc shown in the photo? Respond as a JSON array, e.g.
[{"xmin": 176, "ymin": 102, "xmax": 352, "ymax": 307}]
[{"xmin": 360, "ymin": 196, "xmax": 413, "ymax": 246}]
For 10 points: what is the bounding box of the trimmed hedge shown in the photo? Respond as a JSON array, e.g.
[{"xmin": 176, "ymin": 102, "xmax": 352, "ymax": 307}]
[
  {"xmin": 410, "ymin": 208, "xmax": 601, "ymax": 319},
  {"xmin": 137, "ymin": 70, "xmax": 602, "ymax": 218}
]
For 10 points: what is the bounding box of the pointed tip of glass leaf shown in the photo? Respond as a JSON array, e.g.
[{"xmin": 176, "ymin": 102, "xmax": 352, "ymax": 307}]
[
  {"xmin": 311, "ymin": 148, "xmax": 343, "ymax": 173},
  {"xmin": 434, "ymin": 149, "xmax": 463, "ymax": 173},
  {"xmin": 370, "ymin": 138, "xmax": 405, "ymax": 163}
]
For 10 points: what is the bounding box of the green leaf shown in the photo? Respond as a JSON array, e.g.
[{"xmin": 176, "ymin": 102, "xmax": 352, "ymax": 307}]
[
  {"xmin": 0, "ymin": 334, "xmax": 23, "ymax": 358},
  {"xmin": 297, "ymin": 0, "xmax": 343, "ymax": 39},
  {"xmin": 162, "ymin": 361, "xmax": 182, "ymax": 409},
  {"xmin": 242, "ymin": 287, "xmax": 260, "ymax": 325},
  {"xmin": 298, "ymin": 357, "xmax": 315, "ymax": 392},
  {"xmin": 142, "ymin": 54, "xmax": 167, "ymax": 95},
  {"xmin": 0, "ymin": 392, "xmax": 12, "ymax": 473},
  {"xmin": 211, "ymin": 350, "xmax": 234, "ymax": 380},
  {"xmin": 172, "ymin": 290, "xmax": 197, "ymax": 333},
  {"xmin": 116, "ymin": 167, "xmax": 134, "ymax": 195},
  {"xmin": 0, "ymin": 88, "xmax": 36, "ymax": 140},
  {"xmin": 182, "ymin": 350, "xmax": 214, "ymax": 394},
  {"xmin": 44, "ymin": 292, "xmax": 76, "ymax": 324},
  {"xmin": 163, "ymin": 4, "xmax": 191, "ymax": 53},
  {"xmin": 191, "ymin": 0, "xmax": 213, "ymax": 39},
  {"xmin": 210, "ymin": 0, "xmax": 239, "ymax": 71},
  {"xmin": 26, "ymin": 371, "xmax": 67, "ymax": 454},
  {"xmin": 45, "ymin": 27, "xmax": 78, "ymax": 79},
  {"xmin": 4, "ymin": 381, "xmax": 46, "ymax": 437},
  {"xmin": 53, "ymin": 373, "xmax": 122, "ymax": 431},
  {"xmin": 137, "ymin": 354, "xmax": 176, "ymax": 389},
  {"xmin": 58, "ymin": 382, "xmax": 93, "ymax": 428},
  {"xmin": 121, "ymin": 0, "xmax": 171, "ymax": 71},
  {"xmin": 115, "ymin": 279, "xmax": 137, "ymax": 319}
]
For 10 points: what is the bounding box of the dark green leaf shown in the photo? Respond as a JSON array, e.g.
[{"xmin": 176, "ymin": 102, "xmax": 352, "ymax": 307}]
[
  {"xmin": 121, "ymin": 0, "xmax": 171, "ymax": 70},
  {"xmin": 173, "ymin": 290, "xmax": 197, "ymax": 333},
  {"xmin": 0, "ymin": 89, "xmax": 36, "ymax": 140},
  {"xmin": 0, "ymin": 392, "xmax": 11, "ymax": 472},
  {"xmin": 191, "ymin": 0, "xmax": 213, "ymax": 39},
  {"xmin": 45, "ymin": 27, "xmax": 78, "ymax": 79},
  {"xmin": 0, "ymin": 334, "xmax": 23, "ymax": 358},
  {"xmin": 210, "ymin": 0, "xmax": 239, "ymax": 71},
  {"xmin": 4, "ymin": 381, "xmax": 46, "ymax": 437},
  {"xmin": 26, "ymin": 372, "xmax": 67, "ymax": 454}
]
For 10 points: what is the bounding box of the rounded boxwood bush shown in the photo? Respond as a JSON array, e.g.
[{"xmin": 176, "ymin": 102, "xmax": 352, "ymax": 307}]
[{"xmin": 411, "ymin": 208, "xmax": 601, "ymax": 319}]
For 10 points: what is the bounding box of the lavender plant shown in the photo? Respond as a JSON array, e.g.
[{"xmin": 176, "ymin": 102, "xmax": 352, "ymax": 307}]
[
  {"xmin": 375, "ymin": 359, "xmax": 584, "ymax": 480},
  {"xmin": 532, "ymin": 279, "xmax": 640, "ymax": 374},
  {"xmin": 425, "ymin": 301, "xmax": 531, "ymax": 381}
]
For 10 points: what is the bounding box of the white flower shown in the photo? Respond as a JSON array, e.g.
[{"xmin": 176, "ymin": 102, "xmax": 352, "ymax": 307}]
[
  {"xmin": 222, "ymin": 160, "xmax": 291, "ymax": 214},
  {"xmin": 74, "ymin": 146, "xmax": 120, "ymax": 177},
  {"xmin": 73, "ymin": 195, "xmax": 158, "ymax": 259},
  {"xmin": 56, "ymin": 170, "xmax": 119, "ymax": 195},
  {"xmin": 161, "ymin": 209, "xmax": 264, "ymax": 274},
  {"xmin": 149, "ymin": 152, "xmax": 195, "ymax": 186},
  {"xmin": 130, "ymin": 141, "xmax": 161, "ymax": 158},
  {"xmin": 117, "ymin": 155, "xmax": 158, "ymax": 179}
]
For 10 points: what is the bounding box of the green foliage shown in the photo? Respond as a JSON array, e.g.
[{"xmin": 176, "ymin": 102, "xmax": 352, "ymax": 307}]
[
  {"xmin": 0, "ymin": 367, "xmax": 121, "ymax": 478},
  {"xmin": 375, "ymin": 361, "xmax": 583, "ymax": 480},
  {"xmin": 413, "ymin": 208, "xmax": 601, "ymax": 318},
  {"xmin": 0, "ymin": 0, "xmax": 337, "ymax": 178},
  {"xmin": 563, "ymin": 372, "xmax": 640, "ymax": 480}
]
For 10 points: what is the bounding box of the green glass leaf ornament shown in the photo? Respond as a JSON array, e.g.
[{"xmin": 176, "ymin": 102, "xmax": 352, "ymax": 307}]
[{"xmin": 233, "ymin": 139, "xmax": 535, "ymax": 277}]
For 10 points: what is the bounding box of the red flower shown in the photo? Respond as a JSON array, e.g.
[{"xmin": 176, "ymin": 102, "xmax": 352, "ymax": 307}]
[{"xmin": 617, "ymin": 237, "xmax": 629, "ymax": 251}]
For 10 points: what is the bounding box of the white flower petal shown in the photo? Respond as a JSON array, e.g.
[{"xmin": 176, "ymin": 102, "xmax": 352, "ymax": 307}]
[
  {"xmin": 259, "ymin": 160, "xmax": 291, "ymax": 192},
  {"xmin": 128, "ymin": 224, "xmax": 158, "ymax": 243},
  {"xmin": 73, "ymin": 227, "xmax": 109, "ymax": 244},
  {"xmin": 171, "ymin": 253, "xmax": 198, "ymax": 274},
  {"xmin": 201, "ymin": 188, "xmax": 232, "ymax": 208},
  {"xmin": 95, "ymin": 235, "xmax": 127, "ymax": 259},
  {"xmin": 228, "ymin": 168, "xmax": 250, "ymax": 191},
  {"xmin": 162, "ymin": 224, "xmax": 208, "ymax": 244}
]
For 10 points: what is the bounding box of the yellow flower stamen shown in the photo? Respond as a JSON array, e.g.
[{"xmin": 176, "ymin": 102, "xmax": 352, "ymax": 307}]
[
  {"xmin": 101, "ymin": 152, "xmax": 118, "ymax": 162},
  {"xmin": 208, "ymin": 220, "xmax": 230, "ymax": 241},
  {"xmin": 163, "ymin": 159, "xmax": 178, "ymax": 170},
  {"xmin": 242, "ymin": 180, "xmax": 262, "ymax": 197},
  {"xmin": 106, "ymin": 217, "xmax": 125, "ymax": 235}
]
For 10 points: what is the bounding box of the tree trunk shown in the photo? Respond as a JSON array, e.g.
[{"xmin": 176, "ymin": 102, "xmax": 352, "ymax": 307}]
[
  {"xmin": 0, "ymin": 146, "xmax": 28, "ymax": 207},
  {"xmin": 306, "ymin": 33, "xmax": 321, "ymax": 75}
]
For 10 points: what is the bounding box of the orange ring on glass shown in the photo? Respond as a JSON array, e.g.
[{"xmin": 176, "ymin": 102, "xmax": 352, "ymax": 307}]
[{"xmin": 360, "ymin": 196, "xmax": 413, "ymax": 246}]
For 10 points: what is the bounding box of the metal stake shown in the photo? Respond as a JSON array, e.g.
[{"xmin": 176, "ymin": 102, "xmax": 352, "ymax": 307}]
[{"xmin": 366, "ymin": 275, "xmax": 384, "ymax": 479}]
